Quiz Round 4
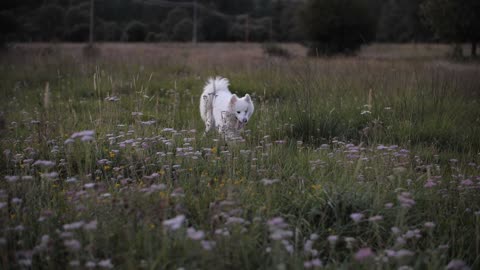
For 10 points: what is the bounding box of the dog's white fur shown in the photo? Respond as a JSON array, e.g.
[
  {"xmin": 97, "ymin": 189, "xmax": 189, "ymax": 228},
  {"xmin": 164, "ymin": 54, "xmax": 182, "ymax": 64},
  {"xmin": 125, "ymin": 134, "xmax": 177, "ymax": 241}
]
[{"xmin": 200, "ymin": 77, "xmax": 254, "ymax": 136}]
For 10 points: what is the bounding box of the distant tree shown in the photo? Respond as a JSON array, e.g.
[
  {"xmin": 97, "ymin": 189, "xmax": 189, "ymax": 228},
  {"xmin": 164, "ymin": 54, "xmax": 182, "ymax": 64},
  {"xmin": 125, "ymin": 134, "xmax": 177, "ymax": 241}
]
[
  {"xmin": 298, "ymin": 0, "xmax": 378, "ymax": 55},
  {"xmin": 172, "ymin": 18, "xmax": 193, "ymax": 41},
  {"xmin": 36, "ymin": 4, "xmax": 66, "ymax": 41},
  {"xmin": 200, "ymin": 14, "xmax": 229, "ymax": 41},
  {"xmin": 65, "ymin": 5, "xmax": 89, "ymax": 29},
  {"xmin": 0, "ymin": 11, "xmax": 18, "ymax": 47},
  {"xmin": 103, "ymin": 21, "xmax": 122, "ymax": 41},
  {"xmin": 376, "ymin": 0, "xmax": 430, "ymax": 42},
  {"xmin": 163, "ymin": 7, "xmax": 190, "ymax": 34},
  {"xmin": 124, "ymin": 20, "xmax": 148, "ymax": 42},
  {"xmin": 421, "ymin": 0, "xmax": 480, "ymax": 57},
  {"xmin": 65, "ymin": 24, "xmax": 90, "ymax": 41},
  {"xmin": 146, "ymin": 32, "xmax": 167, "ymax": 42}
]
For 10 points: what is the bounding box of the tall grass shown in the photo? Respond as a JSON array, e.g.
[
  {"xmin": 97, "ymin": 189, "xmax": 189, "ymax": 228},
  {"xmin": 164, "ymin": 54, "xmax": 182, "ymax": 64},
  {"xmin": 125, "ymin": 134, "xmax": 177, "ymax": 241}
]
[{"xmin": 1, "ymin": 43, "xmax": 480, "ymax": 269}]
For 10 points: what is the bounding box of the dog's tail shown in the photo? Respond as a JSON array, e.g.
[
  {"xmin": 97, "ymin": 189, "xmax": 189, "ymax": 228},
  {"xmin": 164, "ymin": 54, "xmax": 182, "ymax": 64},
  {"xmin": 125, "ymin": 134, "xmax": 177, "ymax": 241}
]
[
  {"xmin": 201, "ymin": 77, "xmax": 229, "ymax": 131},
  {"xmin": 204, "ymin": 77, "xmax": 229, "ymax": 95}
]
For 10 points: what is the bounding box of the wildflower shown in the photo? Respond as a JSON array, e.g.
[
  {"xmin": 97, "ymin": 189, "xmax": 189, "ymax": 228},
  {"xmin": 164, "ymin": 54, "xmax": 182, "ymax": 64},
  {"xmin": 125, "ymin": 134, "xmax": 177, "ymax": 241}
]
[
  {"xmin": 0, "ymin": 202, "xmax": 6, "ymax": 209},
  {"xmin": 63, "ymin": 221, "xmax": 85, "ymax": 230},
  {"xmin": 424, "ymin": 179, "xmax": 438, "ymax": 188},
  {"xmin": 84, "ymin": 183, "xmax": 95, "ymax": 189},
  {"xmin": 354, "ymin": 247, "xmax": 374, "ymax": 262},
  {"xmin": 71, "ymin": 130, "xmax": 95, "ymax": 141},
  {"xmin": 460, "ymin": 179, "xmax": 473, "ymax": 186},
  {"xmin": 304, "ymin": 258, "xmax": 323, "ymax": 268},
  {"xmin": 33, "ymin": 160, "xmax": 55, "ymax": 168},
  {"xmin": 66, "ymin": 177, "xmax": 77, "ymax": 183},
  {"xmin": 385, "ymin": 202, "xmax": 394, "ymax": 209},
  {"xmin": 397, "ymin": 192, "xmax": 415, "ymax": 208},
  {"xmin": 344, "ymin": 237, "xmax": 356, "ymax": 249},
  {"xmin": 84, "ymin": 220, "xmax": 98, "ymax": 231},
  {"xmin": 394, "ymin": 249, "xmax": 415, "ymax": 259},
  {"xmin": 98, "ymin": 259, "xmax": 114, "ymax": 269},
  {"xmin": 141, "ymin": 120, "xmax": 156, "ymax": 126},
  {"xmin": 64, "ymin": 239, "xmax": 81, "ymax": 251},
  {"xmin": 201, "ymin": 240, "xmax": 216, "ymax": 251},
  {"xmin": 171, "ymin": 188, "xmax": 185, "ymax": 198},
  {"xmin": 361, "ymin": 110, "xmax": 371, "ymax": 115},
  {"xmin": 225, "ymin": 217, "xmax": 247, "ymax": 225},
  {"xmin": 446, "ymin": 259, "xmax": 470, "ymax": 270},
  {"xmin": 350, "ymin": 213, "xmax": 364, "ymax": 223},
  {"xmin": 260, "ymin": 178, "xmax": 280, "ymax": 186},
  {"xmin": 424, "ymin": 222, "xmax": 436, "ymax": 229},
  {"xmin": 11, "ymin": 197, "xmax": 22, "ymax": 204},
  {"xmin": 187, "ymin": 227, "xmax": 205, "ymax": 240},
  {"xmin": 327, "ymin": 235, "xmax": 339, "ymax": 246},
  {"xmin": 5, "ymin": 175, "xmax": 20, "ymax": 183},
  {"xmin": 391, "ymin": 226, "xmax": 401, "ymax": 235},
  {"xmin": 368, "ymin": 215, "xmax": 383, "ymax": 222},
  {"xmin": 105, "ymin": 96, "xmax": 120, "ymax": 102},
  {"xmin": 41, "ymin": 172, "xmax": 58, "ymax": 180},
  {"xmin": 163, "ymin": 215, "xmax": 185, "ymax": 231},
  {"xmin": 69, "ymin": 260, "xmax": 80, "ymax": 266},
  {"xmin": 85, "ymin": 261, "xmax": 96, "ymax": 268}
]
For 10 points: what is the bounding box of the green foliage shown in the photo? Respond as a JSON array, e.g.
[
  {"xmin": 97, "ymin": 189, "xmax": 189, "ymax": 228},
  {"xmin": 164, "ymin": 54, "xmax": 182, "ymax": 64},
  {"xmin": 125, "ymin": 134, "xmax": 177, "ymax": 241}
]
[
  {"xmin": 172, "ymin": 19, "xmax": 193, "ymax": 41},
  {"xmin": 200, "ymin": 14, "xmax": 230, "ymax": 41},
  {"xmin": 164, "ymin": 7, "xmax": 190, "ymax": 34},
  {"xmin": 0, "ymin": 11, "xmax": 18, "ymax": 46},
  {"xmin": 376, "ymin": 0, "xmax": 430, "ymax": 42},
  {"xmin": 1, "ymin": 44, "xmax": 480, "ymax": 269},
  {"xmin": 421, "ymin": 0, "xmax": 480, "ymax": 56},
  {"xmin": 124, "ymin": 20, "xmax": 148, "ymax": 42},
  {"xmin": 299, "ymin": 0, "xmax": 378, "ymax": 55},
  {"xmin": 36, "ymin": 4, "xmax": 66, "ymax": 41},
  {"xmin": 102, "ymin": 21, "xmax": 122, "ymax": 41},
  {"xmin": 65, "ymin": 23, "xmax": 90, "ymax": 42}
]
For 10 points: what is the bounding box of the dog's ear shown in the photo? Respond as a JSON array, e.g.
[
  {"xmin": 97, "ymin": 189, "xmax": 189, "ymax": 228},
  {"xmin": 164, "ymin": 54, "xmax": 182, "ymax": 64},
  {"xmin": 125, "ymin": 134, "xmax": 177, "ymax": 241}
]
[
  {"xmin": 245, "ymin": 94, "xmax": 251, "ymax": 103},
  {"xmin": 230, "ymin": 94, "xmax": 238, "ymax": 105}
]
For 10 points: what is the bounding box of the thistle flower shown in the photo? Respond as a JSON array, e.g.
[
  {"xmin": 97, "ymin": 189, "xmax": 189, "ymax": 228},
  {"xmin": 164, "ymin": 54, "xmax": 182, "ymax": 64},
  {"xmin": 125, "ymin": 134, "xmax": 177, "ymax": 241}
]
[
  {"xmin": 63, "ymin": 221, "xmax": 85, "ymax": 230},
  {"xmin": 327, "ymin": 235, "xmax": 339, "ymax": 246},
  {"xmin": 187, "ymin": 227, "xmax": 205, "ymax": 240},
  {"xmin": 98, "ymin": 259, "xmax": 114, "ymax": 269},
  {"xmin": 163, "ymin": 215, "xmax": 185, "ymax": 231},
  {"xmin": 350, "ymin": 213, "xmax": 364, "ymax": 223},
  {"xmin": 64, "ymin": 239, "xmax": 81, "ymax": 251},
  {"xmin": 354, "ymin": 247, "xmax": 374, "ymax": 262}
]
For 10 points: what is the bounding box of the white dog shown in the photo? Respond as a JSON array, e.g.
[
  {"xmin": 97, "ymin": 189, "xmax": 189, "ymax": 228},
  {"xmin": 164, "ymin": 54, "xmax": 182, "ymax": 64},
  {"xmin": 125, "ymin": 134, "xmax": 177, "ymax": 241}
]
[{"xmin": 200, "ymin": 77, "xmax": 254, "ymax": 137}]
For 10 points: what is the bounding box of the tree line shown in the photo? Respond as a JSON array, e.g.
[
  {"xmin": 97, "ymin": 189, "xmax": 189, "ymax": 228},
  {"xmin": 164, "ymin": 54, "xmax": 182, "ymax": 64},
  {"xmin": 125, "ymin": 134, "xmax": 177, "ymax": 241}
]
[{"xmin": 1, "ymin": 0, "xmax": 479, "ymax": 56}]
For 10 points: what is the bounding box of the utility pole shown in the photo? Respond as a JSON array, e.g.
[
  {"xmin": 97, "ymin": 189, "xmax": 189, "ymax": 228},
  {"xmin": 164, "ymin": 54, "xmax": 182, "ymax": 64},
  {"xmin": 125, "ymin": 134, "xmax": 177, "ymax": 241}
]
[
  {"xmin": 245, "ymin": 14, "xmax": 249, "ymax": 42},
  {"xmin": 89, "ymin": 0, "xmax": 94, "ymax": 46},
  {"xmin": 192, "ymin": 0, "xmax": 197, "ymax": 44}
]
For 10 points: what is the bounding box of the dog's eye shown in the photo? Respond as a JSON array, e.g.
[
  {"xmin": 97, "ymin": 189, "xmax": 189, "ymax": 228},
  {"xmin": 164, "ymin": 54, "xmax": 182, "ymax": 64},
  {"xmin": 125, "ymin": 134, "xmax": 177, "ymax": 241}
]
[{"xmin": 237, "ymin": 111, "xmax": 240, "ymax": 114}]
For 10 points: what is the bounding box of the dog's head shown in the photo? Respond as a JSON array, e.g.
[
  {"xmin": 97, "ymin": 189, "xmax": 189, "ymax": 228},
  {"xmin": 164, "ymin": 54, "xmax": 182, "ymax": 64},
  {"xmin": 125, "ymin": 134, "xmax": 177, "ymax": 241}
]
[{"xmin": 229, "ymin": 94, "xmax": 254, "ymax": 127}]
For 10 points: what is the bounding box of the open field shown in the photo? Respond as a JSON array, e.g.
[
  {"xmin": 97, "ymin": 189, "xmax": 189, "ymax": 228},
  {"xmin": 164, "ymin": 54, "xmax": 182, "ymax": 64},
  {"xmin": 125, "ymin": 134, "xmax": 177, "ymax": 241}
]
[{"xmin": 1, "ymin": 43, "xmax": 480, "ymax": 269}]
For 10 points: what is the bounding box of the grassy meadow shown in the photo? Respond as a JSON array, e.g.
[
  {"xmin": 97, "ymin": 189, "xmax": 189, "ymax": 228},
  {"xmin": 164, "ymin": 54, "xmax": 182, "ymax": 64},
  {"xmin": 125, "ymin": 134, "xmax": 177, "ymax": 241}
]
[{"xmin": 1, "ymin": 43, "xmax": 480, "ymax": 269}]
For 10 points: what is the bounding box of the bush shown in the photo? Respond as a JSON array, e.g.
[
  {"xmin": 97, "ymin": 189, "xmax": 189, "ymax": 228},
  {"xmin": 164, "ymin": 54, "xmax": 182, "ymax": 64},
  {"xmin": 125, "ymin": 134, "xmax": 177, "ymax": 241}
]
[
  {"xmin": 0, "ymin": 11, "xmax": 18, "ymax": 47},
  {"xmin": 201, "ymin": 14, "xmax": 229, "ymax": 41},
  {"xmin": 298, "ymin": 0, "xmax": 377, "ymax": 55},
  {"xmin": 146, "ymin": 32, "xmax": 167, "ymax": 42},
  {"xmin": 65, "ymin": 23, "xmax": 89, "ymax": 42},
  {"xmin": 36, "ymin": 4, "xmax": 66, "ymax": 41},
  {"xmin": 65, "ymin": 5, "xmax": 89, "ymax": 29},
  {"xmin": 262, "ymin": 43, "xmax": 291, "ymax": 58},
  {"xmin": 124, "ymin": 20, "xmax": 148, "ymax": 42},
  {"xmin": 102, "ymin": 21, "xmax": 122, "ymax": 41},
  {"xmin": 172, "ymin": 19, "xmax": 193, "ymax": 41}
]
